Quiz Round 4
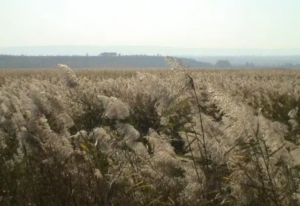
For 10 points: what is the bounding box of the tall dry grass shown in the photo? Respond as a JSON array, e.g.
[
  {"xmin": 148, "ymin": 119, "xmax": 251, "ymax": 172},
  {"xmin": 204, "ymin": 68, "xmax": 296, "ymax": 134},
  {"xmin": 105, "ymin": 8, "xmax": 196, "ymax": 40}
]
[{"xmin": 1, "ymin": 62, "xmax": 300, "ymax": 205}]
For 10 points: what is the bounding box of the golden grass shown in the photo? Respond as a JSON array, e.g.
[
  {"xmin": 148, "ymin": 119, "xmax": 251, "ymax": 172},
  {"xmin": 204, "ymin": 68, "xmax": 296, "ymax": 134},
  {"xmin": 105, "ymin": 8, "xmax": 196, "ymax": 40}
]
[{"xmin": 1, "ymin": 66, "xmax": 300, "ymax": 205}]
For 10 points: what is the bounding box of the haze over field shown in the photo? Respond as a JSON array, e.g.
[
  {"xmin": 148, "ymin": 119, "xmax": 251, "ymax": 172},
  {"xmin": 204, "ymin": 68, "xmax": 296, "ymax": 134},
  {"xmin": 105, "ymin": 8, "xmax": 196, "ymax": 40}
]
[{"xmin": 1, "ymin": 0, "xmax": 299, "ymax": 56}]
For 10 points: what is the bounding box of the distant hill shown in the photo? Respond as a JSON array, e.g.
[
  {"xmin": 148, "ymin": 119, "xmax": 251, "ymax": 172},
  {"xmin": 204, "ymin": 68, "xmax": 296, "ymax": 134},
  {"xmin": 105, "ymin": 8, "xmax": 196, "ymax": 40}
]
[
  {"xmin": 0, "ymin": 55, "xmax": 212, "ymax": 69},
  {"xmin": 193, "ymin": 55, "xmax": 300, "ymax": 67}
]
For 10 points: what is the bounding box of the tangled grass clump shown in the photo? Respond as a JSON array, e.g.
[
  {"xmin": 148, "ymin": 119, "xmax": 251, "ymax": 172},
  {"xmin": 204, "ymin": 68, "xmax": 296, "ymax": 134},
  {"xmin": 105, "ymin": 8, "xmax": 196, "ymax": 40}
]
[{"xmin": 1, "ymin": 62, "xmax": 300, "ymax": 205}]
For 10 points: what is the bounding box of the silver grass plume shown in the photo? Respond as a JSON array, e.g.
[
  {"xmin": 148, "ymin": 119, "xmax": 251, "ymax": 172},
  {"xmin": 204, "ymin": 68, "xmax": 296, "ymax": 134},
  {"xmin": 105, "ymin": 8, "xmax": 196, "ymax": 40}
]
[
  {"xmin": 116, "ymin": 123, "xmax": 140, "ymax": 141},
  {"xmin": 164, "ymin": 56, "xmax": 185, "ymax": 71},
  {"xmin": 89, "ymin": 127, "xmax": 121, "ymax": 154},
  {"xmin": 288, "ymin": 107, "xmax": 299, "ymax": 131},
  {"xmin": 57, "ymin": 64, "xmax": 79, "ymax": 88},
  {"xmin": 98, "ymin": 95, "xmax": 130, "ymax": 120},
  {"xmin": 88, "ymin": 127, "xmax": 114, "ymax": 151},
  {"xmin": 28, "ymin": 89, "xmax": 74, "ymax": 136},
  {"xmin": 70, "ymin": 130, "xmax": 88, "ymax": 150},
  {"xmin": 115, "ymin": 123, "xmax": 148, "ymax": 157},
  {"xmin": 20, "ymin": 127, "xmax": 45, "ymax": 153}
]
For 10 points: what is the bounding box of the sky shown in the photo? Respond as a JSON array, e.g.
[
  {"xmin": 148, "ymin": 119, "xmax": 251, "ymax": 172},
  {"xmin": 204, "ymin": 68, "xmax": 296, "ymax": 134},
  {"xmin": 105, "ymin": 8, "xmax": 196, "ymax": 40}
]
[{"xmin": 0, "ymin": 0, "xmax": 299, "ymax": 50}]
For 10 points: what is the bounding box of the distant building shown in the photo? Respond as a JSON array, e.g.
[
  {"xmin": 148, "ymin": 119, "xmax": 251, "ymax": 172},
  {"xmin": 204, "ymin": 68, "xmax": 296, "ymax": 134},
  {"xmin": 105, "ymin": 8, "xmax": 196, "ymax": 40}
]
[{"xmin": 99, "ymin": 52, "xmax": 117, "ymax": 57}]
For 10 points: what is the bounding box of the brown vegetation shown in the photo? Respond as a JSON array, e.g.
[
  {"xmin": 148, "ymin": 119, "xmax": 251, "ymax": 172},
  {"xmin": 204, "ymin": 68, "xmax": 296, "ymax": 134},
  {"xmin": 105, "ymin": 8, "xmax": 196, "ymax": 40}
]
[{"xmin": 1, "ymin": 60, "xmax": 300, "ymax": 206}]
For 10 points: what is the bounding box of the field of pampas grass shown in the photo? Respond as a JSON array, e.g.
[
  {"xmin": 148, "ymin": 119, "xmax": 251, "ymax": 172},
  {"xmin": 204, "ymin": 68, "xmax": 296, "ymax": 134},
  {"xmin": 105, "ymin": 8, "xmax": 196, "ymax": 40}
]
[{"xmin": 1, "ymin": 59, "xmax": 300, "ymax": 206}]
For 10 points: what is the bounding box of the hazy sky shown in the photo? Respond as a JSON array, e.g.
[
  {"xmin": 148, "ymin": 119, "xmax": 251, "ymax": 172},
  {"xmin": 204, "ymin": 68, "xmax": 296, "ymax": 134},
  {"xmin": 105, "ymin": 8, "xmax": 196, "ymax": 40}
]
[{"xmin": 0, "ymin": 0, "xmax": 299, "ymax": 49}]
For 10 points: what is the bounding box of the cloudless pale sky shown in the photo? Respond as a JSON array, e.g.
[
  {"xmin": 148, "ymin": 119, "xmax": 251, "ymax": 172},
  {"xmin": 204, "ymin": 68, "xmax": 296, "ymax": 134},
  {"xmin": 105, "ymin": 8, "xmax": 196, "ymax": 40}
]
[{"xmin": 0, "ymin": 0, "xmax": 299, "ymax": 49}]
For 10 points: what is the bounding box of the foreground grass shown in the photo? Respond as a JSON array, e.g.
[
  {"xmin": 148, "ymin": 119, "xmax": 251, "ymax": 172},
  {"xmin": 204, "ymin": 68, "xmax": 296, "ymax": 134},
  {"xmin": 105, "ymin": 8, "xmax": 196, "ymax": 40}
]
[{"xmin": 1, "ymin": 63, "xmax": 300, "ymax": 205}]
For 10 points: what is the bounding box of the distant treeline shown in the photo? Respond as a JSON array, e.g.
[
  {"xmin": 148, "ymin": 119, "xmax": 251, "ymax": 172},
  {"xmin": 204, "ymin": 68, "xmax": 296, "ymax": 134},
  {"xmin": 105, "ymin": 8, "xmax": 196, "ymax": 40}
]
[{"xmin": 0, "ymin": 55, "xmax": 213, "ymax": 69}]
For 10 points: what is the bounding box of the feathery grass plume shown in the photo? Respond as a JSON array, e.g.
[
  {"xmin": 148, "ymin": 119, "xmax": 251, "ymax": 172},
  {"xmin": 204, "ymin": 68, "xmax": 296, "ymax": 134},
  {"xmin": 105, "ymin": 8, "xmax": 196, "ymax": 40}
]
[
  {"xmin": 57, "ymin": 64, "xmax": 79, "ymax": 88},
  {"xmin": 0, "ymin": 130, "xmax": 6, "ymax": 148},
  {"xmin": 0, "ymin": 93, "xmax": 27, "ymax": 164},
  {"xmin": 20, "ymin": 89, "xmax": 74, "ymax": 160},
  {"xmin": 21, "ymin": 128, "xmax": 45, "ymax": 153},
  {"xmin": 69, "ymin": 90, "xmax": 106, "ymax": 131},
  {"xmin": 164, "ymin": 57, "xmax": 216, "ymax": 178},
  {"xmin": 180, "ymin": 161, "xmax": 206, "ymax": 204},
  {"xmin": 29, "ymin": 90, "xmax": 74, "ymax": 136},
  {"xmin": 94, "ymin": 168, "xmax": 103, "ymax": 181},
  {"xmin": 287, "ymin": 107, "xmax": 300, "ymax": 144},
  {"xmin": 227, "ymin": 115, "xmax": 298, "ymax": 205},
  {"xmin": 165, "ymin": 56, "xmax": 185, "ymax": 71},
  {"xmin": 77, "ymin": 94, "xmax": 131, "ymax": 122},
  {"xmin": 205, "ymin": 79, "xmax": 295, "ymax": 204},
  {"xmin": 70, "ymin": 130, "xmax": 88, "ymax": 150},
  {"xmin": 145, "ymin": 130, "xmax": 184, "ymax": 183},
  {"xmin": 88, "ymin": 127, "xmax": 116, "ymax": 151},
  {"xmin": 102, "ymin": 96, "xmax": 130, "ymax": 120},
  {"xmin": 115, "ymin": 123, "xmax": 149, "ymax": 157},
  {"xmin": 116, "ymin": 123, "xmax": 140, "ymax": 141},
  {"xmin": 25, "ymin": 114, "xmax": 73, "ymax": 160}
]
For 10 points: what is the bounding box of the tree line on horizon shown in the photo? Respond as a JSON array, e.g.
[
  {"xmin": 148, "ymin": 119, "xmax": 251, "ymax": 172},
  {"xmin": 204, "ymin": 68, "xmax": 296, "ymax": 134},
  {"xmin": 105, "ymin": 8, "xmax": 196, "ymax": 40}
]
[{"xmin": 0, "ymin": 55, "xmax": 232, "ymax": 69}]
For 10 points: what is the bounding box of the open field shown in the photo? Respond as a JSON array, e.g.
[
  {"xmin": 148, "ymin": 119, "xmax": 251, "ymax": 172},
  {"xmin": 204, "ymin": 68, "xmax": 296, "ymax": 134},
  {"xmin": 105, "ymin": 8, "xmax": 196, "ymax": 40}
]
[{"xmin": 1, "ymin": 61, "xmax": 300, "ymax": 205}]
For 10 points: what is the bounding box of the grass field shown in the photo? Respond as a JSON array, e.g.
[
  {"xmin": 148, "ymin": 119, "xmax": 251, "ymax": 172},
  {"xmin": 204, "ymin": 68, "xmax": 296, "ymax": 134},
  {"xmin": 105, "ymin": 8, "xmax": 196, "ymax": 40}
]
[{"xmin": 1, "ymin": 59, "xmax": 300, "ymax": 205}]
